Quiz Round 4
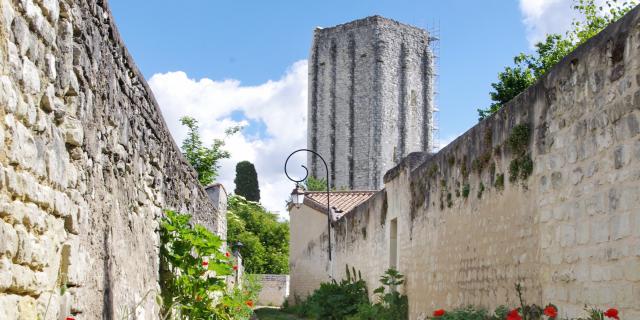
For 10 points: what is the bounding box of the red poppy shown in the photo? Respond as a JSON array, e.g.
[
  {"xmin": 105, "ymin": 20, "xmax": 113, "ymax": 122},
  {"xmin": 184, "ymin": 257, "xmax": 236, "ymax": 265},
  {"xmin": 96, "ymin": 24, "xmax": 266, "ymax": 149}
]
[
  {"xmin": 233, "ymin": 265, "xmax": 238, "ymax": 270},
  {"xmin": 604, "ymin": 308, "xmax": 619, "ymax": 320},
  {"xmin": 202, "ymin": 261, "xmax": 208, "ymax": 267},
  {"xmin": 225, "ymin": 252, "xmax": 231, "ymax": 257},
  {"xmin": 544, "ymin": 305, "xmax": 558, "ymax": 318},
  {"xmin": 507, "ymin": 309, "xmax": 522, "ymax": 320},
  {"xmin": 246, "ymin": 300, "xmax": 254, "ymax": 307},
  {"xmin": 66, "ymin": 318, "xmax": 75, "ymax": 320},
  {"xmin": 433, "ymin": 309, "xmax": 445, "ymax": 317}
]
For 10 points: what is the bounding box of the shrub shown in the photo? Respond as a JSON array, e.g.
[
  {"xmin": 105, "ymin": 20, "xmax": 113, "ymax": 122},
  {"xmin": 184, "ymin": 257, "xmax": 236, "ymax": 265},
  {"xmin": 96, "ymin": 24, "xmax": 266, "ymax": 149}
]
[
  {"xmin": 305, "ymin": 266, "xmax": 369, "ymax": 319},
  {"xmin": 159, "ymin": 210, "xmax": 258, "ymax": 319},
  {"xmin": 349, "ymin": 269, "xmax": 409, "ymax": 320}
]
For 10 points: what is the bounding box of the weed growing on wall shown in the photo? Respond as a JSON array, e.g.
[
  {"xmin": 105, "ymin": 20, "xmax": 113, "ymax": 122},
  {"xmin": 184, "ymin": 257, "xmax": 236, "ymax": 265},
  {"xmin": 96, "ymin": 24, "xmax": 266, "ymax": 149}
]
[
  {"xmin": 507, "ymin": 124, "xmax": 534, "ymax": 183},
  {"xmin": 159, "ymin": 210, "xmax": 258, "ymax": 319},
  {"xmin": 494, "ymin": 173, "xmax": 505, "ymax": 190},
  {"xmin": 462, "ymin": 184, "xmax": 470, "ymax": 198}
]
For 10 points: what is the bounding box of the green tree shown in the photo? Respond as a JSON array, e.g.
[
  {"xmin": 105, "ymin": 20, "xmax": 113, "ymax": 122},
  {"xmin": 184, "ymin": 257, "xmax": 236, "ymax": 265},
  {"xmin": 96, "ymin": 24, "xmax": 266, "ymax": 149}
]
[
  {"xmin": 179, "ymin": 116, "xmax": 240, "ymax": 185},
  {"xmin": 304, "ymin": 176, "xmax": 329, "ymax": 191},
  {"xmin": 478, "ymin": 0, "xmax": 636, "ymax": 120},
  {"xmin": 234, "ymin": 161, "xmax": 261, "ymax": 202},
  {"xmin": 227, "ymin": 195, "xmax": 289, "ymax": 274}
]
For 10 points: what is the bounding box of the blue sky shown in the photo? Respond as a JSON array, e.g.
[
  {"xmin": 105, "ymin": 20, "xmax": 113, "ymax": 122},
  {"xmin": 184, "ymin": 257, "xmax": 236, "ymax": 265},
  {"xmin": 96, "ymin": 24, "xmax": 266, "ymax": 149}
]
[{"xmin": 108, "ymin": 0, "xmax": 580, "ymax": 215}]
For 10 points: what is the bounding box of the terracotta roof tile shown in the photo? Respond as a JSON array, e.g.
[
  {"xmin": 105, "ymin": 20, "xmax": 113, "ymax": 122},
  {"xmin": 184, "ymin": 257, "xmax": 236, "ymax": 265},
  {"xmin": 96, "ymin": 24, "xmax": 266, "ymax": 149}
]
[{"xmin": 303, "ymin": 190, "xmax": 376, "ymax": 219}]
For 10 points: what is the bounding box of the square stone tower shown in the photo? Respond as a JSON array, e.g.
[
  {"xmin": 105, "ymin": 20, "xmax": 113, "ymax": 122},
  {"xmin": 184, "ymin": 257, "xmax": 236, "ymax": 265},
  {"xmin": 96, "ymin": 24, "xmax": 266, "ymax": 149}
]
[{"xmin": 307, "ymin": 16, "xmax": 435, "ymax": 190}]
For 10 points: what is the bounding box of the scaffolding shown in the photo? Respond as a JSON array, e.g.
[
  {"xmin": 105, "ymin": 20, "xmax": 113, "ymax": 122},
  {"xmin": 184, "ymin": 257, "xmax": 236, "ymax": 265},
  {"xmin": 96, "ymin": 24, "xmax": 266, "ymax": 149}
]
[{"xmin": 428, "ymin": 20, "xmax": 441, "ymax": 152}]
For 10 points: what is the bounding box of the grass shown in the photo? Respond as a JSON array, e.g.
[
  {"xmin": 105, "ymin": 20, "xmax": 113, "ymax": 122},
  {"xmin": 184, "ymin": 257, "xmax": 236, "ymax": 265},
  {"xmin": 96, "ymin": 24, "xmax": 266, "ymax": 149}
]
[{"xmin": 254, "ymin": 307, "xmax": 308, "ymax": 320}]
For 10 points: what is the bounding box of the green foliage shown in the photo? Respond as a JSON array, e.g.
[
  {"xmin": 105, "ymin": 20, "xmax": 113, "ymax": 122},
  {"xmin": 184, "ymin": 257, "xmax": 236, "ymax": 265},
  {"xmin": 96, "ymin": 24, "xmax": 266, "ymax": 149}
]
[
  {"xmin": 477, "ymin": 182, "xmax": 485, "ymax": 199},
  {"xmin": 506, "ymin": 124, "xmax": 531, "ymax": 156},
  {"xmin": 304, "ymin": 176, "xmax": 328, "ymax": 191},
  {"xmin": 427, "ymin": 163, "xmax": 439, "ymax": 179},
  {"xmin": 287, "ymin": 268, "xmax": 408, "ymax": 320},
  {"xmin": 305, "ymin": 266, "xmax": 369, "ymax": 320},
  {"xmin": 462, "ymin": 184, "xmax": 470, "ymax": 198},
  {"xmin": 477, "ymin": 65, "xmax": 535, "ymax": 120},
  {"xmin": 494, "ymin": 173, "xmax": 505, "ymax": 190},
  {"xmin": 159, "ymin": 210, "xmax": 256, "ymax": 319},
  {"xmin": 227, "ymin": 195, "xmax": 289, "ymax": 274},
  {"xmin": 180, "ymin": 116, "xmax": 240, "ymax": 185},
  {"xmin": 234, "ymin": 161, "xmax": 261, "ymax": 202},
  {"xmin": 477, "ymin": 0, "xmax": 637, "ymax": 120},
  {"xmin": 509, "ymin": 154, "xmax": 534, "ymax": 183},
  {"xmin": 349, "ymin": 269, "xmax": 409, "ymax": 320}
]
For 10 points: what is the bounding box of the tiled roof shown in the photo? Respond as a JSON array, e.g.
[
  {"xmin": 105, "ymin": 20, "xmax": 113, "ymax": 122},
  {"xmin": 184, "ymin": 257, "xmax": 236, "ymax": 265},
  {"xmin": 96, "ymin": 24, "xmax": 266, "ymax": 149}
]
[{"xmin": 303, "ymin": 190, "xmax": 377, "ymax": 219}]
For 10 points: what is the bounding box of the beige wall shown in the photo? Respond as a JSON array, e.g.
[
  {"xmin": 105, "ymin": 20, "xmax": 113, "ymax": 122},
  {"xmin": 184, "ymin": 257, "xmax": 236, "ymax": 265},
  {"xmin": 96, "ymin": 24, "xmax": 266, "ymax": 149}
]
[
  {"xmin": 290, "ymin": 6, "xmax": 640, "ymax": 319},
  {"xmin": 288, "ymin": 204, "xmax": 332, "ymax": 299},
  {"xmin": 254, "ymin": 274, "xmax": 290, "ymax": 307}
]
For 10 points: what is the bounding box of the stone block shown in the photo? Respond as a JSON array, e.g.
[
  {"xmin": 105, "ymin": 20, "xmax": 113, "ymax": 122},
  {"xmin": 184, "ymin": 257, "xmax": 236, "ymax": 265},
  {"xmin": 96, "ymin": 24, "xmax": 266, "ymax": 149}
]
[
  {"xmin": 7, "ymin": 115, "xmax": 38, "ymax": 171},
  {"xmin": 22, "ymin": 202, "xmax": 47, "ymax": 234},
  {"xmin": 611, "ymin": 213, "xmax": 630, "ymax": 240},
  {"xmin": 16, "ymin": 295, "xmax": 38, "ymax": 320},
  {"xmin": 62, "ymin": 116, "xmax": 83, "ymax": 146},
  {"xmin": 0, "ymin": 75, "xmax": 18, "ymax": 112},
  {"xmin": 559, "ymin": 224, "xmax": 576, "ymax": 247},
  {"xmin": 21, "ymin": 58, "xmax": 40, "ymax": 94},
  {"xmin": 0, "ymin": 294, "xmax": 20, "ymax": 320},
  {"xmin": 53, "ymin": 190, "xmax": 72, "ymax": 217},
  {"xmin": 623, "ymin": 260, "xmax": 640, "ymax": 281},
  {"xmin": 10, "ymin": 263, "xmax": 37, "ymax": 294},
  {"xmin": 591, "ymin": 218, "xmax": 610, "ymax": 243},
  {"xmin": 62, "ymin": 236, "xmax": 88, "ymax": 286},
  {"xmin": 576, "ymin": 221, "xmax": 589, "ymax": 245},
  {"xmin": 0, "ymin": 221, "xmax": 18, "ymax": 258}
]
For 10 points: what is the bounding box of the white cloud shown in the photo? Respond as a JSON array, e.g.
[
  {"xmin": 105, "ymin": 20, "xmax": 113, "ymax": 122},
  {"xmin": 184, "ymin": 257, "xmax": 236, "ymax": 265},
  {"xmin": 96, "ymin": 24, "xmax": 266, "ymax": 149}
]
[
  {"xmin": 519, "ymin": 0, "xmax": 577, "ymax": 46},
  {"xmin": 148, "ymin": 60, "xmax": 308, "ymax": 219},
  {"xmin": 519, "ymin": 0, "xmax": 630, "ymax": 47}
]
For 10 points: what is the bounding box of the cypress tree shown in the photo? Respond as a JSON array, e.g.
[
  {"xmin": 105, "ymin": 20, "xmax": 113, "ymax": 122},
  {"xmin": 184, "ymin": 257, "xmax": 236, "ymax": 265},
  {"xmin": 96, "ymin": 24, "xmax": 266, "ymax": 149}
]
[{"xmin": 234, "ymin": 161, "xmax": 260, "ymax": 201}]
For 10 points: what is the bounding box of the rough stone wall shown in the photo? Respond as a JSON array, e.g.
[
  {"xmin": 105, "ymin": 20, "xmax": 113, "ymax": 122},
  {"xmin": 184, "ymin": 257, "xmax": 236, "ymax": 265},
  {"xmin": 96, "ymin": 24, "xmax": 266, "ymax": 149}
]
[
  {"xmin": 0, "ymin": 0, "xmax": 223, "ymax": 319},
  {"xmin": 307, "ymin": 16, "xmax": 434, "ymax": 190},
  {"xmin": 291, "ymin": 6, "xmax": 640, "ymax": 319}
]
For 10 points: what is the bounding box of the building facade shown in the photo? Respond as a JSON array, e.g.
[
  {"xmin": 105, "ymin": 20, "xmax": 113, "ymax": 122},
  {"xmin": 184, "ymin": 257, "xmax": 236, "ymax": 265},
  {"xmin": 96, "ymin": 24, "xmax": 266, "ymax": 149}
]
[{"xmin": 307, "ymin": 16, "xmax": 435, "ymax": 190}]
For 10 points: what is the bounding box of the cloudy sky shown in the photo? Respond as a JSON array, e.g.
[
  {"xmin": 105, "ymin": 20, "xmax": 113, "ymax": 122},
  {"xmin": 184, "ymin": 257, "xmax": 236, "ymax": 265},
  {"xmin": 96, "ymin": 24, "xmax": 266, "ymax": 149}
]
[{"xmin": 109, "ymin": 0, "xmax": 605, "ymax": 217}]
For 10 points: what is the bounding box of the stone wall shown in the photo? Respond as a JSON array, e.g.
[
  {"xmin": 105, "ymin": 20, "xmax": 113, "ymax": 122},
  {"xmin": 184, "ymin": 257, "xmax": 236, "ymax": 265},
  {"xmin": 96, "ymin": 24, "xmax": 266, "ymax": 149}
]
[
  {"xmin": 291, "ymin": 6, "xmax": 640, "ymax": 319},
  {"xmin": 254, "ymin": 274, "xmax": 290, "ymax": 307},
  {"xmin": 0, "ymin": 0, "xmax": 223, "ymax": 319},
  {"xmin": 307, "ymin": 16, "xmax": 434, "ymax": 190}
]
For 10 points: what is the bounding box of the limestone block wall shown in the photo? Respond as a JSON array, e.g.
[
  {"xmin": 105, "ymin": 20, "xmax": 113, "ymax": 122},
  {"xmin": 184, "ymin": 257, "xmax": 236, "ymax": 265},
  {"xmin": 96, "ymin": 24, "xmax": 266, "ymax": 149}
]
[
  {"xmin": 254, "ymin": 274, "xmax": 290, "ymax": 307},
  {"xmin": 307, "ymin": 16, "xmax": 434, "ymax": 190},
  {"xmin": 291, "ymin": 6, "xmax": 640, "ymax": 319},
  {"xmin": 0, "ymin": 0, "xmax": 223, "ymax": 319}
]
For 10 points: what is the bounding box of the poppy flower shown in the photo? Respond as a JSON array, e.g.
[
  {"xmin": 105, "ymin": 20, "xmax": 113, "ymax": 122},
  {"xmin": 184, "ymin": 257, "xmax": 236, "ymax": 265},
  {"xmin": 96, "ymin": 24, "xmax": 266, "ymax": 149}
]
[
  {"xmin": 246, "ymin": 300, "xmax": 254, "ymax": 307},
  {"xmin": 202, "ymin": 261, "xmax": 208, "ymax": 267},
  {"xmin": 225, "ymin": 252, "xmax": 231, "ymax": 257},
  {"xmin": 604, "ymin": 308, "xmax": 619, "ymax": 320},
  {"xmin": 544, "ymin": 305, "xmax": 558, "ymax": 318},
  {"xmin": 66, "ymin": 318, "xmax": 75, "ymax": 320},
  {"xmin": 507, "ymin": 309, "xmax": 522, "ymax": 320},
  {"xmin": 433, "ymin": 309, "xmax": 445, "ymax": 317},
  {"xmin": 233, "ymin": 265, "xmax": 238, "ymax": 270}
]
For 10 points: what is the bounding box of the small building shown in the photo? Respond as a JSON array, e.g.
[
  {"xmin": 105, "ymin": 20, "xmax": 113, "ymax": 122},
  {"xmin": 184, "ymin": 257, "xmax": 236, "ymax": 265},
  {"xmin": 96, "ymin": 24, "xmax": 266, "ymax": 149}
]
[{"xmin": 288, "ymin": 190, "xmax": 376, "ymax": 300}]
